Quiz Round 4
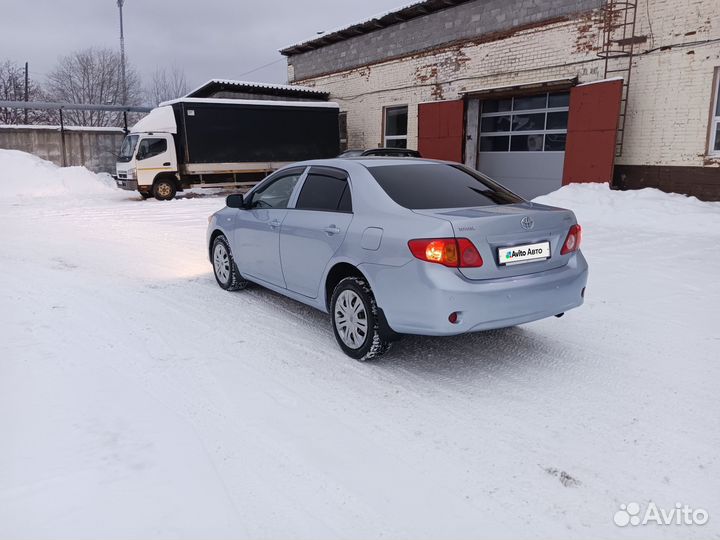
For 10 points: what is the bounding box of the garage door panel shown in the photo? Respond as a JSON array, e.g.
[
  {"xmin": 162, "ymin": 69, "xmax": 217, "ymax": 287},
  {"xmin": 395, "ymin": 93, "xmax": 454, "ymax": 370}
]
[
  {"xmin": 564, "ymin": 130, "xmax": 617, "ymax": 181},
  {"xmin": 476, "ymin": 91, "xmax": 569, "ymax": 198},
  {"xmin": 566, "ymin": 84, "xmax": 622, "ymax": 132},
  {"xmin": 478, "ymin": 152, "xmax": 565, "ymax": 200},
  {"xmin": 418, "ymin": 100, "xmax": 464, "ymax": 162},
  {"xmin": 562, "ymin": 79, "xmax": 623, "ymax": 185}
]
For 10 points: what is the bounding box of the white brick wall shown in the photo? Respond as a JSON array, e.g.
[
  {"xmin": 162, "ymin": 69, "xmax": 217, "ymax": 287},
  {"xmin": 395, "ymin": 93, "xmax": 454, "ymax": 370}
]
[
  {"xmin": 291, "ymin": 0, "xmax": 720, "ymax": 168},
  {"xmin": 619, "ymin": 0, "xmax": 720, "ymax": 166}
]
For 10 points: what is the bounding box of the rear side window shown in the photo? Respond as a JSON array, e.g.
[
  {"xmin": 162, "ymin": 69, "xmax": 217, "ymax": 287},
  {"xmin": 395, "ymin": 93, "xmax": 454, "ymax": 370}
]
[
  {"xmin": 367, "ymin": 163, "xmax": 523, "ymax": 209},
  {"xmin": 296, "ymin": 173, "xmax": 352, "ymax": 212}
]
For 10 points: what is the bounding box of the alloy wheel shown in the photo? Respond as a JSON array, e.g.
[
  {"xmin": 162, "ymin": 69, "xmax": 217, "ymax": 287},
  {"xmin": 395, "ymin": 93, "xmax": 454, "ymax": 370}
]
[
  {"xmin": 334, "ymin": 289, "xmax": 368, "ymax": 349},
  {"xmin": 213, "ymin": 243, "xmax": 231, "ymax": 284}
]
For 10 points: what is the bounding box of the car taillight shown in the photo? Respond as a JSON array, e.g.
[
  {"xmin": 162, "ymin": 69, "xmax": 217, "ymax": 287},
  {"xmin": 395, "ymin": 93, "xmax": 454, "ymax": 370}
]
[
  {"xmin": 560, "ymin": 224, "xmax": 582, "ymax": 255},
  {"xmin": 408, "ymin": 238, "xmax": 483, "ymax": 268}
]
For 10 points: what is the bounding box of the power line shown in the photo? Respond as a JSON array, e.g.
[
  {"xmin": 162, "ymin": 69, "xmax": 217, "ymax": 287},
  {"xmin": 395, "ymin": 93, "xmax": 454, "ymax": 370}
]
[{"xmin": 236, "ymin": 57, "xmax": 285, "ymax": 79}]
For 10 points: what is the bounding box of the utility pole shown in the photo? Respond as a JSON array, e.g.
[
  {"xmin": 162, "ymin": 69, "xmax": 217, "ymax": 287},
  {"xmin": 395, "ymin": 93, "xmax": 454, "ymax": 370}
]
[
  {"xmin": 117, "ymin": 0, "xmax": 127, "ymax": 105},
  {"xmin": 24, "ymin": 62, "xmax": 28, "ymax": 124}
]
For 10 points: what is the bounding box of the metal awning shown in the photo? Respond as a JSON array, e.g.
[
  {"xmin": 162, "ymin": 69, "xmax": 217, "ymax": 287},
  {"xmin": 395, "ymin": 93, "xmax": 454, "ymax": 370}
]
[
  {"xmin": 460, "ymin": 77, "xmax": 578, "ymax": 99},
  {"xmin": 186, "ymin": 79, "xmax": 329, "ymax": 100}
]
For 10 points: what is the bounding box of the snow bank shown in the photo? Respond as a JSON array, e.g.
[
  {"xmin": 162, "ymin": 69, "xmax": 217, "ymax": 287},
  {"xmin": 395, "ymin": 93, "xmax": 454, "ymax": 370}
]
[
  {"xmin": 535, "ymin": 182, "xmax": 720, "ymax": 235},
  {"xmin": 0, "ymin": 149, "xmax": 121, "ymax": 201}
]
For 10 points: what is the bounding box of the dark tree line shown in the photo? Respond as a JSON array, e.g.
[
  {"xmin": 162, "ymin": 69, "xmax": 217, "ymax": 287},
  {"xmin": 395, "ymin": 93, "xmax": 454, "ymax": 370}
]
[
  {"xmin": 0, "ymin": 60, "xmax": 52, "ymax": 124},
  {"xmin": 0, "ymin": 48, "xmax": 189, "ymax": 127}
]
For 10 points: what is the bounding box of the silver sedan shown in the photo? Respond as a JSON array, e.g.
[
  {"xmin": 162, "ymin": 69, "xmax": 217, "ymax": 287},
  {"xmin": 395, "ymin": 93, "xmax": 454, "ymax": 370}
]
[{"xmin": 208, "ymin": 158, "xmax": 588, "ymax": 360}]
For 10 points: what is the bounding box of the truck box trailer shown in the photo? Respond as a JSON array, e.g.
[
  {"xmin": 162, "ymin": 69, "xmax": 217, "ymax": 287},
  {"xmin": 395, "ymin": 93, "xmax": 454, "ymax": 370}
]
[{"xmin": 115, "ymin": 98, "xmax": 340, "ymax": 200}]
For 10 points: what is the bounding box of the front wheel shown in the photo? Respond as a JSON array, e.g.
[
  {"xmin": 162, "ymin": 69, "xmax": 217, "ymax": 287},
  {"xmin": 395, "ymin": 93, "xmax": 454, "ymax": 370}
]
[
  {"xmin": 212, "ymin": 235, "xmax": 249, "ymax": 291},
  {"xmin": 331, "ymin": 277, "xmax": 391, "ymax": 361},
  {"xmin": 153, "ymin": 178, "xmax": 177, "ymax": 201}
]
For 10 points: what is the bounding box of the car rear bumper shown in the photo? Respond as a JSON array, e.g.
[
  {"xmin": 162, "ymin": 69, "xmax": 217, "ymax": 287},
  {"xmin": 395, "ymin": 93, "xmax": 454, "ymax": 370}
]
[{"xmin": 360, "ymin": 251, "xmax": 588, "ymax": 336}]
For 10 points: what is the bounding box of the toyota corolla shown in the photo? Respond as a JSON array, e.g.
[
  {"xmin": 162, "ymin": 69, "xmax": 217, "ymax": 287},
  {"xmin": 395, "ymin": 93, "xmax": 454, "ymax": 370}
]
[{"xmin": 207, "ymin": 159, "xmax": 588, "ymax": 360}]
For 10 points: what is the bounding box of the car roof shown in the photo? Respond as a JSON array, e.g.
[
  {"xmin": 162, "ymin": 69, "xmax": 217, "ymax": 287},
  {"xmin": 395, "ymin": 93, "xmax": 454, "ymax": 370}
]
[
  {"xmin": 348, "ymin": 157, "xmax": 433, "ymax": 167},
  {"xmin": 294, "ymin": 157, "xmax": 446, "ymax": 169},
  {"xmin": 362, "ymin": 147, "xmax": 419, "ymax": 153}
]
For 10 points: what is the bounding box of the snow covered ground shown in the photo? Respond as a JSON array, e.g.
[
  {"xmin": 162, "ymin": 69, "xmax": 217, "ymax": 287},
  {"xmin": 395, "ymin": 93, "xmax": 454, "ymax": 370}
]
[{"xmin": 1, "ymin": 150, "xmax": 719, "ymax": 539}]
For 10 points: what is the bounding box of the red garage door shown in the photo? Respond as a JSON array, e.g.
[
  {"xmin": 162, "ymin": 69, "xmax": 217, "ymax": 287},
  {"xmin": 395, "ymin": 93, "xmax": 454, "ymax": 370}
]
[
  {"xmin": 418, "ymin": 100, "xmax": 464, "ymax": 162},
  {"xmin": 562, "ymin": 79, "xmax": 623, "ymax": 185}
]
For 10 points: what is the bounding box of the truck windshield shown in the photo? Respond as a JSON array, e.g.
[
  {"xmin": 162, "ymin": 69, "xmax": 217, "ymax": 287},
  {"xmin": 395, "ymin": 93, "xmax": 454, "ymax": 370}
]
[{"xmin": 118, "ymin": 135, "xmax": 139, "ymax": 162}]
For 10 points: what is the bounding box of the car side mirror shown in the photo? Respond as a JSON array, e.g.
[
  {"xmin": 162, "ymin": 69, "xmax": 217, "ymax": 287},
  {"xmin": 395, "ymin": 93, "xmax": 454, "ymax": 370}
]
[{"xmin": 226, "ymin": 194, "xmax": 244, "ymax": 209}]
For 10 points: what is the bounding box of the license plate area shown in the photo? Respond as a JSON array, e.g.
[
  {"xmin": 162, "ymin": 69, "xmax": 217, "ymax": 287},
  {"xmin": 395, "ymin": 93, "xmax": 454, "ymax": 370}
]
[{"xmin": 498, "ymin": 241, "xmax": 550, "ymax": 265}]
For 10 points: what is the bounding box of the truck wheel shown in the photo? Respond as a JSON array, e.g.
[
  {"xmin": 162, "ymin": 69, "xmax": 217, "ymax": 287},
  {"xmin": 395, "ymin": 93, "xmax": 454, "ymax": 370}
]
[
  {"xmin": 153, "ymin": 178, "xmax": 176, "ymax": 201},
  {"xmin": 212, "ymin": 235, "xmax": 249, "ymax": 291},
  {"xmin": 331, "ymin": 277, "xmax": 391, "ymax": 361}
]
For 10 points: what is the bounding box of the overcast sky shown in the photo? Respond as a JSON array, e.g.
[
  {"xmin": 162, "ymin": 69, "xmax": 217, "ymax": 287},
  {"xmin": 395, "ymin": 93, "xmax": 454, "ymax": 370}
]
[{"xmin": 1, "ymin": 0, "xmax": 405, "ymax": 91}]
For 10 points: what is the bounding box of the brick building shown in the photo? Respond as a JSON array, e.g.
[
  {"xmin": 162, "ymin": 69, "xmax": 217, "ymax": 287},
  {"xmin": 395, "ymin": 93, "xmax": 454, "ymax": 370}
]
[{"xmin": 280, "ymin": 0, "xmax": 720, "ymax": 200}]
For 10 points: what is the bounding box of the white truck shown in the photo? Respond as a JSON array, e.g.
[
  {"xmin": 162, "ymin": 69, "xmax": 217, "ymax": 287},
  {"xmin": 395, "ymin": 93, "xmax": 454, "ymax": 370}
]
[{"xmin": 115, "ymin": 97, "xmax": 340, "ymax": 200}]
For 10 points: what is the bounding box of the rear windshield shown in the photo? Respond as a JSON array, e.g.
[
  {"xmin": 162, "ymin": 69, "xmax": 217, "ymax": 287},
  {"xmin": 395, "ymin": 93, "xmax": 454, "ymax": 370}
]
[{"xmin": 367, "ymin": 163, "xmax": 523, "ymax": 209}]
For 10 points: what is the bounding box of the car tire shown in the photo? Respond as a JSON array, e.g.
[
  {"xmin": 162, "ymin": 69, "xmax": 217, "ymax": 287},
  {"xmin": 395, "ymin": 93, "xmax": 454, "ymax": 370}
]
[
  {"xmin": 330, "ymin": 276, "xmax": 391, "ymax": 361},
  {"xmin": 153, "ymin": 178, "xmax": 176, "ymax": 201},
  {"xmin": 212, "ymin": 235, "xmax": 249, "ymax": 291}
]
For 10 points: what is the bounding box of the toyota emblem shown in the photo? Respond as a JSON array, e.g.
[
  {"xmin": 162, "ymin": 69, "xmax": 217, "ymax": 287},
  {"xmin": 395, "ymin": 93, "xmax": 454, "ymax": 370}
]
[{"xmin": 521, "ymin": 216, "xmax": 534, "ymax": 230}]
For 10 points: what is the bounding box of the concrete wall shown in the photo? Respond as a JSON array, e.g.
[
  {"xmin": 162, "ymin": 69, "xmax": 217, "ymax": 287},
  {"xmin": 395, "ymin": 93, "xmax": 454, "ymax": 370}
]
[
  {"xmin": 287, "ymin": 0, "xmax": 603, "ymax": 81},
  {"xmin": 0, "ymin": 126, "xmax": 125, "ymax": 174},
  {"xmin": 288, "ymin": 0, "xmax": 720, "ymax": 198}
]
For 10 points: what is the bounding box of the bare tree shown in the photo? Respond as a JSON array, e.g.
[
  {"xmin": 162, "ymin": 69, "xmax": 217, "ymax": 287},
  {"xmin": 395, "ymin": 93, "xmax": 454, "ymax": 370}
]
[
  {"xmin": 147, "ymin": 65, "xmax": 189, "ymax": 105},
  {"xmin": 0, "ymin": 60, "xmax": 51, "ymax": 124},
  {"xmin": 46, "ymin": 47, "xmax": 142, "ymax": 126}
]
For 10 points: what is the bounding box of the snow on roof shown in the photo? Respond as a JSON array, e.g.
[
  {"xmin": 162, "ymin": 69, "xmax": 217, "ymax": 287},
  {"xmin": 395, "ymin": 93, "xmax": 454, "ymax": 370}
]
[
  {"xmin": 185, "ymin": 79, "xmax": 328, "ymax": 98},
  {"xmin": 159, "ymin": 97, "xmax": 339, "ymax": 109},
  {"xmin": 280, "ymin": 0, "xmax": 468, "ymax": 55}
]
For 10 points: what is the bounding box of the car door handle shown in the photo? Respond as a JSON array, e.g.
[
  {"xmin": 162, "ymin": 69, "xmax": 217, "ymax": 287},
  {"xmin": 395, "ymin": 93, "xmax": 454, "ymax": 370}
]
[
  {"xmin": 163, "ymin": 162, "xmax": 171, "ymax": 166},
  {"xmin": 323, "ymin": 225, "xmax": 341, "ymax": 235},
  {"xmin": 269, "ymin": 219, "xmax": 281, "ymax": 229}
]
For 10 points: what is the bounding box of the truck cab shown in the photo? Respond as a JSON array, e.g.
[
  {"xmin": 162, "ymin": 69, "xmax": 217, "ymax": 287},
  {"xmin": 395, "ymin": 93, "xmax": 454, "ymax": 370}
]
[{"xmin": 116, "ymin": 131, "xmax": 178, "ymax": 199}]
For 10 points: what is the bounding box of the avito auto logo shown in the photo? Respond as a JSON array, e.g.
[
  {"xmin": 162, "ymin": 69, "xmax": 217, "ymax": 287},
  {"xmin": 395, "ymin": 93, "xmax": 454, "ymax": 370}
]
[{"xmin": 613, "ymin": 502, "xmax": 709, "ymax": 527}]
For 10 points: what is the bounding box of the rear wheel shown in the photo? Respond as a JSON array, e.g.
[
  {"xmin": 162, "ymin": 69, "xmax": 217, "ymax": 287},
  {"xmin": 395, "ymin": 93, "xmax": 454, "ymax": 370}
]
[
  {"xmin": 331, "ymin": 277, "xmax": 391, "ymax": 361},
  {"xmin": 153, "ymin": 178, "xmax": 176, "ymax": 201},
  {"xmin": 212, "ymin": 235, "xmax": 249, "ymax": 291}
]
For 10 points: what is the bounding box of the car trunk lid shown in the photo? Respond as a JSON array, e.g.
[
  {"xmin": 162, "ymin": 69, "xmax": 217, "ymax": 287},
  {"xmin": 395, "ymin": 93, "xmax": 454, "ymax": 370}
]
[{"xmin": 412, "ymin": 202, "xmax": 577, "ymax": 280}]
